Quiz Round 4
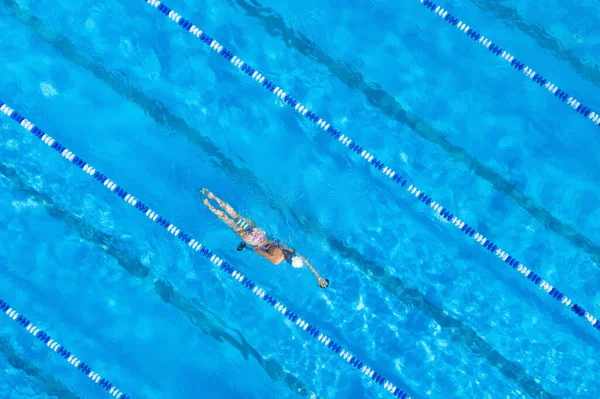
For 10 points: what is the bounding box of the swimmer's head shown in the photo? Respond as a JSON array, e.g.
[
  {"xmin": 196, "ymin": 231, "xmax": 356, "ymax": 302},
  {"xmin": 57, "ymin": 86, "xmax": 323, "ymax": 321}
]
[{"xmin": 291, "ymin": 255, "xmax": 304, "ymax": 269}]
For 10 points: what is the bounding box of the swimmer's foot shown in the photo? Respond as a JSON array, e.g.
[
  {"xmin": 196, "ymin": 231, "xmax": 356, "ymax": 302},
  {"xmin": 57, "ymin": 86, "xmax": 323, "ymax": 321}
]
[
  {"xmin": 237, "ymin": 242, "xmax": 247, "ymax": 251},
  {"xmin": 203, "ymin": 198, "xmax": 211, "ymax": 207},
  {"xmin": 200, "ymin": 188, "xmax": 215, "ymax": 199}
]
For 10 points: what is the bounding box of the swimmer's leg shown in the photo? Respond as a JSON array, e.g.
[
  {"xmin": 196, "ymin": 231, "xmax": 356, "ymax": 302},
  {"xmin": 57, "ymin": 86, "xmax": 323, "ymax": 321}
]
[
  {"xmin": 200, "ymin": 188, "xmax": 256, "ymax": 227},
  {"xmin": 203, "ymin": 198, "xmax": 254, "ymax": 242},
  {"xmin": 203, "ymin": 198, "xmax": 243, "ymax": 232}
]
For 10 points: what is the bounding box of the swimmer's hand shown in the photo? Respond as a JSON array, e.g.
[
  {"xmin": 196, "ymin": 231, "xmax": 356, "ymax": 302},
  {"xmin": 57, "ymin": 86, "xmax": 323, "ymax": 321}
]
[
  {"xmin": 318, "ymin": 278, "xmax": 329, "ymax": 289},
  {"xmin": 303, "ymin": 258, "xmax": 329, "ymax": 289}
]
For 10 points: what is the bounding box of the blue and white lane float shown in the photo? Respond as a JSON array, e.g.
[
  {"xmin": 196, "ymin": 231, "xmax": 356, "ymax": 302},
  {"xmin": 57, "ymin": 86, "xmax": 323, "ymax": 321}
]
[
  {"xmin": 0, "ymin": 102, "xmax": 412, "ymax": 399},
  {"xmin": 0, "ymin": 296, "xmax": 129, "ymax": 398},
  {"xmin": 418, "ymin": 0, "xmax": 600, "ymax": 127},
  {"xmin": 139, "ymin": 0, "xmax": 600, "ymax": 333}
]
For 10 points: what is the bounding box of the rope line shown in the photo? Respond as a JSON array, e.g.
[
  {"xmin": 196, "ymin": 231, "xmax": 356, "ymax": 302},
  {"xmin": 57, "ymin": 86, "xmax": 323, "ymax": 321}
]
[
  {"xmin": 0, "ymin": 100, "xmax": 412, "ymax": 398},
  {"xmin": 419, "ymin": 0, "xmax": 600, "ymax": 127},
  {"xmin": 139, "ymin": 0, "xmax": 599, "ymax": 333},
  {"xmin": 0, "ymin": 297, "xmax": 129, "ymax": 398}
]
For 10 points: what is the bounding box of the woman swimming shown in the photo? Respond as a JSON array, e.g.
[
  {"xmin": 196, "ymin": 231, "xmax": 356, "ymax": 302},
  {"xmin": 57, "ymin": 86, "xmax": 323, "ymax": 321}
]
[{"xmin": 200, "ymin": 188, "xmax": 329, "ymax": 289}]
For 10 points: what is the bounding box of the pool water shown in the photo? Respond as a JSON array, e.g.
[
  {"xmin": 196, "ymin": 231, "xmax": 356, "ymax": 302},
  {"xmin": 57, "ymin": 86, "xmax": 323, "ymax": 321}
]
[{"xmin": 0, "ymin": 0, "xmax": 598, "ymax": 398}]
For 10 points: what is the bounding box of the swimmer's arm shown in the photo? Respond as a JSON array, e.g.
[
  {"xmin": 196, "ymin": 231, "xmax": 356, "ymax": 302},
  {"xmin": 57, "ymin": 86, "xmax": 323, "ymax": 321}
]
[
  {"xmin": 253, "ymin": 247, "xmax": 280, "ymax": 265},
  {"xmin": 301, "ymin": 257, "xmax": 329, "ymax": 289}
]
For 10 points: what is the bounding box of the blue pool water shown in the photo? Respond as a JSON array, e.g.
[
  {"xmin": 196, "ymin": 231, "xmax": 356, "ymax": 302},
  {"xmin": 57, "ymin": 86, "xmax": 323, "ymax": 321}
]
[{"xmin": 0, "ymin": 0, "xmax": 599, "ymax": 398}]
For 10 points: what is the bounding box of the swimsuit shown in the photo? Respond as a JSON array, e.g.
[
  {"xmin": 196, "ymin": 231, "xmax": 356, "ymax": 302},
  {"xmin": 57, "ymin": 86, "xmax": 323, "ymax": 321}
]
[
  {"xmin": 236, "ymin": 217, "xmax": 303, "ymax": 268},
  {"xmin": 247, "ymin": 228, "xmax": 268, "ymax": 247},
  {"xmin": 264, "ymin": 242, "xmax": 284, "ymax": 252},
  {"xmin": 236, "ymin": 217, "xmax": 268, "ymax": 247}
]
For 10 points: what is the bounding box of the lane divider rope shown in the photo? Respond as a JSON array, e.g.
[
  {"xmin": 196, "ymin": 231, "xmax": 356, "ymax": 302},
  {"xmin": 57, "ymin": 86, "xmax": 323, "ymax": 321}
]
[
  {"xmin": 139, "ymin": 0, "xmax": 599, "ymax": 333},
  {"xmin": 419, "ymin": 0, "xmax": 600, "ymax": 127},
  {"xmin": 0, "ymin": 100, "xmax": 413, "ymax": 399},
  {"xmin": 0, "ymin": 296, "xmax": 129, "ymax": 398}
]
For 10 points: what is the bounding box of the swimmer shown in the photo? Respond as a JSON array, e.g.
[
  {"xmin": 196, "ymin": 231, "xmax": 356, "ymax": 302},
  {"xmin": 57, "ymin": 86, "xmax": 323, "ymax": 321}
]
[{"xmin": 200, "ymin": 188, "xmax": 329, "ymax": 289}]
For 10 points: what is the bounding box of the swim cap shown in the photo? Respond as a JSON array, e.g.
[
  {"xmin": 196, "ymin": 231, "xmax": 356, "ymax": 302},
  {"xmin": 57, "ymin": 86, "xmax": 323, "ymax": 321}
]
[{"xmin": 291, "ymin": 256, "xmax": 304, "ymax": 269}]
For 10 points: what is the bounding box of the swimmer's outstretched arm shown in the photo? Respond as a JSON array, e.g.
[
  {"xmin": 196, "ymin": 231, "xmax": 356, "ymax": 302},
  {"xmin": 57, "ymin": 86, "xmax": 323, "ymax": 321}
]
[{"xmin": 302, "ymin": 257, "xmax": 329, "ymax": 289}]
